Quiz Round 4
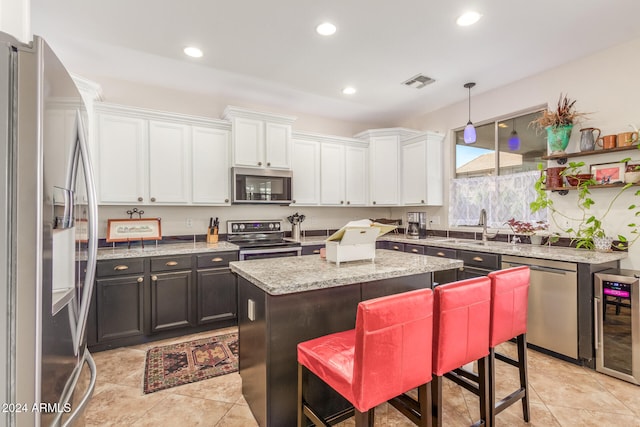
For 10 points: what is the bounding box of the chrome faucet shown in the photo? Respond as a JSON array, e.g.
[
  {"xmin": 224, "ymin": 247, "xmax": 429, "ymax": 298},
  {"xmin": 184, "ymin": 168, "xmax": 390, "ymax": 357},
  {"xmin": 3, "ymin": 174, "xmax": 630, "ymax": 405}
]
[{"xmin": 479, "ymin": 209, "xmax": 488, "ymax": 242}]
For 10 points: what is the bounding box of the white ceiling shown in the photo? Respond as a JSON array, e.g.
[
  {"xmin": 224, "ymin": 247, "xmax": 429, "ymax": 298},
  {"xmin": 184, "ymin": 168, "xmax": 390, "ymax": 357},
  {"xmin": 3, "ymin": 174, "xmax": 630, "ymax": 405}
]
[{"xmin": 30, "ymin": 0, "xmax": 640, "ymax": 125}]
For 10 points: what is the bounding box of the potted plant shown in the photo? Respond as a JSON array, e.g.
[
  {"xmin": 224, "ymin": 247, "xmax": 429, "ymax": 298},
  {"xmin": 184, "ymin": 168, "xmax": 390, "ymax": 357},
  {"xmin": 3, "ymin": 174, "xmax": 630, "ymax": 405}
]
[
  {"xmin": 530, "ymin": 93, "xmax": 588, "ymax": 154},
  {"xmin": 530, "ymin": 161, "xmax": 639, "ymax": 251},
  {"xmin": 505, "ymin": 218, "xmax": 549, "ymax": 244}
]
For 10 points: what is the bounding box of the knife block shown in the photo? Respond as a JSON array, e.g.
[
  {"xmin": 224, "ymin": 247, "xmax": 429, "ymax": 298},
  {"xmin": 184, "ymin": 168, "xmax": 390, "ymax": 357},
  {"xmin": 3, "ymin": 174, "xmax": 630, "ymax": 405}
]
[{"xmin": 207, "ymin": 226, "xmax": 219, "ymax": 244}]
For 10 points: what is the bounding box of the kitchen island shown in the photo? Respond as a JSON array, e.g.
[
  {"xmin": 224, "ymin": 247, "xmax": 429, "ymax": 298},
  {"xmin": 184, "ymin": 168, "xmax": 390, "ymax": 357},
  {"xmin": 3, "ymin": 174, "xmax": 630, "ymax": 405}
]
[{"xmin": 230, "ymin": 250, "xmax": 461, "ymax": 427}]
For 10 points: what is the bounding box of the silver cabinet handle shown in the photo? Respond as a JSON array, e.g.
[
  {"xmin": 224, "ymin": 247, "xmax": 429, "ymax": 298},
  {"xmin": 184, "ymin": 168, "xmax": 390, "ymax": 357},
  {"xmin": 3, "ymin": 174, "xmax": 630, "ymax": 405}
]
[
  {"xmin": 472, "ymin": 256, "xmax": 484, "ymax": 262},
  {"xmin": 392, "ymin": 245, "xmax": 401, "ymax": 250},
  {"xmin": 594, "ymin": 298, "xmax": 600, "ymax": 350},
  {"xmin": 224, "ymin": 198, "xmax": 229, "ymax": 203},
  {"xmin": 114, "ymin": 265, "xmax": 129, "ymax": 271},
  {"xmin": 137, "ymin": 277, "xmax": 143, "ymax": 283},
  {"xmin": 436, "ymin": 251, "xmax": 445, "ymax": 257},
  {"xmin": 137, "ymin": 197, "xmax": 143, "ymax": 202},
  {"xmin": 165, "ymin": 261, "xmax": 178, "ymax": 266},
  {"xmin": 151, "ymin": 275, "xmax": 158, "ymax": 281},
  {"xmin": 150, "ymin": 197, "xmax": 156, "ymax": 202},
  {"xmin": 411, "ymin": 248, "xmax": 419, "ymax": 253},
  {"xmin": 211, "ymin": 257, "xmax": 223, "ymax": 262},
  {"xmin": 312, "ymin": 250, "xmax": 320, "ymax": 254}
]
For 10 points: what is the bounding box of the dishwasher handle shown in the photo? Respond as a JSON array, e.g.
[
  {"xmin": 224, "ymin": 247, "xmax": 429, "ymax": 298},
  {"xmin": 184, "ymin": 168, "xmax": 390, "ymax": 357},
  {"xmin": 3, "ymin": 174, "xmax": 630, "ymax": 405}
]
[{"xmin": 502, "ymin": 261, "xmax": 572, "ymax": 275}]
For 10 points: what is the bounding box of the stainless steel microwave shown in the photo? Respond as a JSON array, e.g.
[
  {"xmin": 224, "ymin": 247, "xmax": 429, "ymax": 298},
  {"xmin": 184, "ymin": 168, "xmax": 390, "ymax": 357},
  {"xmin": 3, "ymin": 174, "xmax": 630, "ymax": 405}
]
[{"xmin": 231, "ymin": 167, "xmax": 293, "ymax": 204}]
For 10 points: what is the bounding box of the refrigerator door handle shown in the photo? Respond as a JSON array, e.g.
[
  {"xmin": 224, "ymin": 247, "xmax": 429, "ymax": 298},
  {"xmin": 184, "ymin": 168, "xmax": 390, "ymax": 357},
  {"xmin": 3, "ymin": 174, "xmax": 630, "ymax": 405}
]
[
  {"xmin": 50, "ymin": 348, "xmax": 97, "ymax": 427},
  {"xmin": 67, "ymin": 110, "xmax": 98, "ymax": 354}
]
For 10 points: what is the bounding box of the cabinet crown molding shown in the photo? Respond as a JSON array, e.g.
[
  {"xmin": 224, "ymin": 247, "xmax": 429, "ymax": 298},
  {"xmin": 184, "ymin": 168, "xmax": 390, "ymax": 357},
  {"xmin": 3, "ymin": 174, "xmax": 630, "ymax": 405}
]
[
  {"xmin": 71, "ymin": 74, "xmax": 103, "ymax": 101},
  {"xmin": 95, "ymin": 102, "xmax": 231, "ymax": 129},
  {"xmin": 354, "ymin": 127, "xmax": 422, "ymax": 140},
  {"xmin": 401, "ymin": 131, "xmax": 444, "ymax": 144},
  {"xmin": 292, "ymin": 130, "xmax": 367, "ymax": 147},
  {"xmin": 223, "ymin": 105, "xmax": 297, "ymax": 125}
]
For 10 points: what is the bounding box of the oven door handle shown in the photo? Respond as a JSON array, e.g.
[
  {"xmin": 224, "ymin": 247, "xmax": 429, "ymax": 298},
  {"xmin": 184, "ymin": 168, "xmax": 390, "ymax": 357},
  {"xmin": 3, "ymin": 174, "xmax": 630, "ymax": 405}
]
[{"xmin": 239, "ymin": 246, "xmax": 302, "ymax": 257}]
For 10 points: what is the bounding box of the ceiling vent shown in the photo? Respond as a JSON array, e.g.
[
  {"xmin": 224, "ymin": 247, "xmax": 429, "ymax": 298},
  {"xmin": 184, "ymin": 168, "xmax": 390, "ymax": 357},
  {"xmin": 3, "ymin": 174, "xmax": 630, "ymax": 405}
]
[{"xmin": 402, "ymin": 74, "xmax": 435, "ymax": 89}]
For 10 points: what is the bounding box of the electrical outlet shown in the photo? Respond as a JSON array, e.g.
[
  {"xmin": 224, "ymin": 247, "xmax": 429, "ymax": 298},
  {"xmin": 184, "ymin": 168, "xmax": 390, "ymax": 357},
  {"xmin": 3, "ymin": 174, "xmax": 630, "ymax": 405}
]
[
  {"xmin": 431, "ymin": 216, "xmax": 441, "ymax": 225},
  {"xmin": 186, "ymin": 218, "xmax": 193, "ymax": 228}
]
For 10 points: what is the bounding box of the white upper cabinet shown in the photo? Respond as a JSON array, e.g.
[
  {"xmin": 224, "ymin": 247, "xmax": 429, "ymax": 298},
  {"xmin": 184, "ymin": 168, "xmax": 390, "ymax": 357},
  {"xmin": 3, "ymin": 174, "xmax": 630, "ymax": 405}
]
[
  {"xmin": 148, "ymin": 121, "xmax": 190, "ymax": 204},
  {"xmin": 344, "ymin": 145, "xmax": 367, "ymax": 206},
  {"xmin": 223, "ymin": 106, "xmax": 296, "ymax": 169},
  {"xmin": 95, "ymin": 103, "xmax": 230, "ymax": 205},
  {"xmin": 192, "ymin": 126, "xmax": 231, "ymax": 205},
  {"xmin": 291, "ymin": 138, "xmax": 320, "ymax": 205},
  {"xmin": 96, "ymin": 113, "xmax": 147, "ymax": 204},
  {"xmin": 320, "ymin": 142, "xmax": 345, "ymax": 205},
  {"xmin": 401, "ymin": 132, "xmax": 444, "ymax": 206}
]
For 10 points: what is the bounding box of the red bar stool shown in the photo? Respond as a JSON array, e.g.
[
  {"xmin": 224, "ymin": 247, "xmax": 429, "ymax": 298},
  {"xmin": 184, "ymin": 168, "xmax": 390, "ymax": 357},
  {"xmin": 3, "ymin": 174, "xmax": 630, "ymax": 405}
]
[
  {"xmin": 388, "ymin": 277, "xmax": 492, "ymax": 427},
  {"xmin": 487, "ymin": 266, "xmax": 530, "ymax": 425},
  {"xmin": 297, "ymin": 288, "xmax": 434, "ymax": 427}
]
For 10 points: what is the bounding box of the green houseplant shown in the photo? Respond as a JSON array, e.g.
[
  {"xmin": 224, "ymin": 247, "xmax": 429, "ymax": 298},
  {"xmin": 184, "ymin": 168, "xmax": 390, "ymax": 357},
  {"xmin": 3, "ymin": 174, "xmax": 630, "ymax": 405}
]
[
  {"xmin": 530, "ymin": 160, "xmax": 640, "ymax": 251},
  {"xmin": 530, "ymin": 94, "xmax": 588, "ymax": 154}
]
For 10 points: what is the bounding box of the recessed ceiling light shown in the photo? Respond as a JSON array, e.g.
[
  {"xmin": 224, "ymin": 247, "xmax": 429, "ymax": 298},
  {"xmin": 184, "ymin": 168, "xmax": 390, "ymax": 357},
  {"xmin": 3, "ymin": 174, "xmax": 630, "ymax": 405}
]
[
  {"xmin": 316, "ymin": 22, "xmax": 337, "ymax": 36},
  {"xmin": 184, "ymin": 46, "xmax": 203, "ymax": 58},
  {"xmin": 342, "ymin": 86, "xmax": 356, "ymax": 95},
  {"xmin": 456, "ymin": 11, "xmax": 482, "ymax": 26}
]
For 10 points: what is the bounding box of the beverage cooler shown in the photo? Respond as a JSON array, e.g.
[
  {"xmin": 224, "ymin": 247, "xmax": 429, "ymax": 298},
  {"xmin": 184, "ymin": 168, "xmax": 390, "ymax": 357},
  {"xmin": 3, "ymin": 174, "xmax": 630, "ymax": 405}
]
[{"xmin": 594, "ymin": 271, "xmax": 640, "ymax": 385}]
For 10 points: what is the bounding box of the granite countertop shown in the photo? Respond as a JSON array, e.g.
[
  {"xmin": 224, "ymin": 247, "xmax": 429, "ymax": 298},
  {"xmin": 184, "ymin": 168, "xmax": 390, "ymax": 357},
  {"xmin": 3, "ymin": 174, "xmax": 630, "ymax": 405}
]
[
  {"xmin": 230, "ymin": 249, "xmax": 462, "ymax": 295},
  {"xmin": 96, "ymin": 241, "xmax": 239, "ymax": 260},
  {"xmin": 382, "ymin": 235, "xmax": 628, "ymax": 265}
]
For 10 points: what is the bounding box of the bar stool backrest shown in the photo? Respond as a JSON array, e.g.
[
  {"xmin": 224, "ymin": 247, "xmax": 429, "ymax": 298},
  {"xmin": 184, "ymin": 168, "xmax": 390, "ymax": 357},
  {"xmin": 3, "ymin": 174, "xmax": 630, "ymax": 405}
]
[
  {"xmin": 487, "ymin": 266, "xmax": 530, "ymax": 348},
  {"xmin": 432, "ymin": 277, "xmax": 491, "ymax": 376},
  {"xmin": 352, "ymin": 288, "xmax": 434, "ymax": 411}
]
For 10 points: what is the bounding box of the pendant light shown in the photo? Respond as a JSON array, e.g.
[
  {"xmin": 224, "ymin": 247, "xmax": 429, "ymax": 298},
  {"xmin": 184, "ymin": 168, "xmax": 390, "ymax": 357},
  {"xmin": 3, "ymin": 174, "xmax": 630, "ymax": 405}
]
[
  {"xmin": 508, "ymin": 118, "xmax": 521, "ymax": 151},
  {"xmin": 463, "ymin": 82, "xmax": 476, "ymax": 144}
]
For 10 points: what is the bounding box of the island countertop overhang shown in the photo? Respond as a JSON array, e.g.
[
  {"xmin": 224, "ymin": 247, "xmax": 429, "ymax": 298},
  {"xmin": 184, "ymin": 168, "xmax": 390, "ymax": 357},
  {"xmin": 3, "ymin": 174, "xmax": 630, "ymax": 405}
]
[{"xmin": 229, "ymin": 249, "xmax": 462, "ymax": 295}]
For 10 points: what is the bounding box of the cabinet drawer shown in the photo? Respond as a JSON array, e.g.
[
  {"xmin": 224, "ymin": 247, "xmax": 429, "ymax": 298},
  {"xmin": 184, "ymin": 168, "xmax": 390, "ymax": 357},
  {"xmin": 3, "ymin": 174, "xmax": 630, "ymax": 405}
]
[
  {"xmin": 458, "ymin": 250, "xmax": 500, "ymax": 270},
  {"xmin": 404, "ymin": 244, "xmax": 425, "ymax": 255},
  {"xmin": 387, "ymin": 242, "xmax": 405, "ymax": 252},
  {"xmin": 301, "ymin": 245, "xmax": 324, "ymax": 256},
  {"xmin": 151, "ymin": 255, "xmax": 192, "ymax": 272},
  {"xmin": 425, "ymin": 247, "xmax": 457, "ymax": 259},
  {"xmin": 196, "ymin": 251, "xmax": 238, "ymax": 269},
  {"xmin": 96, "ymin": 259, "xmax": 145, "ymax": 277}
]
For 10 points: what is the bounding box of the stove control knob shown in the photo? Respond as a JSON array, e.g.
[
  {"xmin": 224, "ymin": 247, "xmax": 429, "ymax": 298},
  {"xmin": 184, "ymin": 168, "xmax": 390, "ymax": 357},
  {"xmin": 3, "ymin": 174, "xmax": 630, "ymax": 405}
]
[
  {"xmin": 275, "ymin": 223, "xmax": 280, "ymax": 229},
  {"xmin": 232, "ymin": 224, "xmax": 238, "ymax": 231},
  {"xmin": 239, "ymin": 224, "xmax": 245, "ymax": 230},
  {"xmin": 269, "ymin": 223, "xmax": 274, "ymax": 229}
]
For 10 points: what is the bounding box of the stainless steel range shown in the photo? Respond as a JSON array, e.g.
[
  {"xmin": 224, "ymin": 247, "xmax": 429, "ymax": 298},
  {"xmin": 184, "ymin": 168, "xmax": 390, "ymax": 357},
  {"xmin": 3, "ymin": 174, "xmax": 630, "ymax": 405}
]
[{"xmin": 228, "ymin": 220, "xmax": 302, "ymax": 260}]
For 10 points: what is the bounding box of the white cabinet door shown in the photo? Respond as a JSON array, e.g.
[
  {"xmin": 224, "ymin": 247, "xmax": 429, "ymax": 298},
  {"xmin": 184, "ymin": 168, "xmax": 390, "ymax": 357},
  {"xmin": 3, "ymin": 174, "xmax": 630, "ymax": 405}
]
[
  {"xmin": 265, "ymin": 122, "xmax": 291, "ymax": 169},
  {"xmin": 97, "ymin": 114, "xmax": 147, "ymax": 204},
  {"xmin": 345, "ymin": 145, "xmax": 367, "ymax": 206},
  {"xmin": 402, "ymin": 140, "xmax": 427, "ymax": 205},
  {"xmin": 192, "ymin": 127, "xmax": 231, "ymax": 204},
  {"xmin": 401, "ymin": 134, "xmax": 444, "ymax": 206},
  {"xmin": 369, "ymin": 136, "xmax": 400, "ymax": 205},
  {"xmin": 148, "ymin": 121, "xmax": 190, "ymax": 204},
  {"xmin": 291, "ymin": 139, "xmax": 320, "ymax": 205},
  {"xmin": 320, "ymin": 142, "xmax": 345, "ymax": 205},
  {"xmin": 232, "ymin": 117, "xmax": 264, "ymax": 167}
]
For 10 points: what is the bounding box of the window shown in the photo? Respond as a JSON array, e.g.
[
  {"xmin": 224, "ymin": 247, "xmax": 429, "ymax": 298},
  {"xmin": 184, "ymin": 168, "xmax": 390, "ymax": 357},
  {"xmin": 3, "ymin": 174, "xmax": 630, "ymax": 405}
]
[
  {"xmin": 450, "ymin": 110, "xmax": 548, "ymax": 228},
  {"xmin": 455, "ymin": 110, "xmax": 546, "ymax": 178}
]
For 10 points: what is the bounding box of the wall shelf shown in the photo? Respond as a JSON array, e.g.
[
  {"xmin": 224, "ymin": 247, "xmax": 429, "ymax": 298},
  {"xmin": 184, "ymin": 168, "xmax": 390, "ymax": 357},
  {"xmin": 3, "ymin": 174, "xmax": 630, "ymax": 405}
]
[
  {"xmin": 546, "ymin": 182, "xmax": 635, "ymax": 196},
  {"xmin": 542, "ymin": 145, "xmax": 640, "ymax": 164}
]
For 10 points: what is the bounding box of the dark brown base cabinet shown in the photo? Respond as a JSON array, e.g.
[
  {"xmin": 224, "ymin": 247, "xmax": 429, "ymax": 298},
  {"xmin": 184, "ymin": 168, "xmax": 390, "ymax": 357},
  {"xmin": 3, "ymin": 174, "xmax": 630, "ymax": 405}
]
[
  {"xmin": 150, "ymin": 270, "xmax": 193, "ymax": 332},
  {"xmin": 88, "ymin": 251, "xmax": 238, "ymax": 352},
  {"xmin": 96, "ymin": 275, "xmax": 145, "ymax": 343},
  {"xmin": 197, "ymin": 269, "xmax": 237, "ymax": 324}
]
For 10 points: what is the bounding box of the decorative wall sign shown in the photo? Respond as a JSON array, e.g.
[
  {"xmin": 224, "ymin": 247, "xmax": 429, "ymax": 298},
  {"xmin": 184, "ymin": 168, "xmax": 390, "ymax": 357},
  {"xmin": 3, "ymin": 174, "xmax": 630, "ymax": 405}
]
[
  {"xmin": 106, "ymin": 218, "xmax": 162, "ymax": 242},
  {"xmin": 590, "ymin": 162, "xmax": 626, "ymax": 185}
]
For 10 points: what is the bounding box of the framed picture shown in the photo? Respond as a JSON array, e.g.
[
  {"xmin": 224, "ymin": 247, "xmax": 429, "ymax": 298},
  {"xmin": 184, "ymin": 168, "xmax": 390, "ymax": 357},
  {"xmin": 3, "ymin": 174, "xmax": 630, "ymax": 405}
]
[
  {"xmin": 590, "ymin": 162, "xmax": 625, "ymax": 185},
  {"xmin": 106, "ymin": 218, "xmax": 162, "ymax": 242}
]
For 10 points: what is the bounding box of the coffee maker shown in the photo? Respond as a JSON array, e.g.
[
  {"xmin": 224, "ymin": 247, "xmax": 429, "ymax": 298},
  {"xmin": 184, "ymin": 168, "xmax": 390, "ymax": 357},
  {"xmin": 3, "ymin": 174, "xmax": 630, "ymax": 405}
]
[{"xmin": 406, "ymin": 212, "xmax": 427, "ymax": 239}]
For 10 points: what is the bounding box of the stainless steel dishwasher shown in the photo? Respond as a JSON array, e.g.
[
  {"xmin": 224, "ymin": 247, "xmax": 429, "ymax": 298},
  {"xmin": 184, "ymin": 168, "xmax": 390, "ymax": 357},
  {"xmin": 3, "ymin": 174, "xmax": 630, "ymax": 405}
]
[{"xmin": 502, "ymin": 255, "xmax": 578, "ymax": 359}]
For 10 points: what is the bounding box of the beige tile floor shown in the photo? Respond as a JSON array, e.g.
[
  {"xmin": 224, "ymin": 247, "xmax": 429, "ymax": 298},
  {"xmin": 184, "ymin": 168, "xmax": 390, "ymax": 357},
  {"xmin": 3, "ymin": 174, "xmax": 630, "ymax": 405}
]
[{"xmin": 83, "ymin": 327, "xmax": 640, "ymax": 426}]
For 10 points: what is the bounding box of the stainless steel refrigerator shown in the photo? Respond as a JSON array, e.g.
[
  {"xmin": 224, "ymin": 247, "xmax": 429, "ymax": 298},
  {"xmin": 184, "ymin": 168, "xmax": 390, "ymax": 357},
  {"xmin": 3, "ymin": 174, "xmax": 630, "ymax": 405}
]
[{"xmin": 1, "ymin": 32, "xmax": 98, "ymax": 426}]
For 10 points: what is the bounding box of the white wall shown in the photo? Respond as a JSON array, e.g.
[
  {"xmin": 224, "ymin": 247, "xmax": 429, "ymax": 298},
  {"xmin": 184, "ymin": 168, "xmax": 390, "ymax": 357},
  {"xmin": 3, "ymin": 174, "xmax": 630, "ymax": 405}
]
[
  {"xmin": 399, "ymin": 36, "xmax": 640, "ymax": 269},
  {"xmin": 97, "ymin": 205, "xmax": 403, "ymax": 239},
  {"xmin": 0, "ymin": 0, "xmax": 30, "ymax": 42}
]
